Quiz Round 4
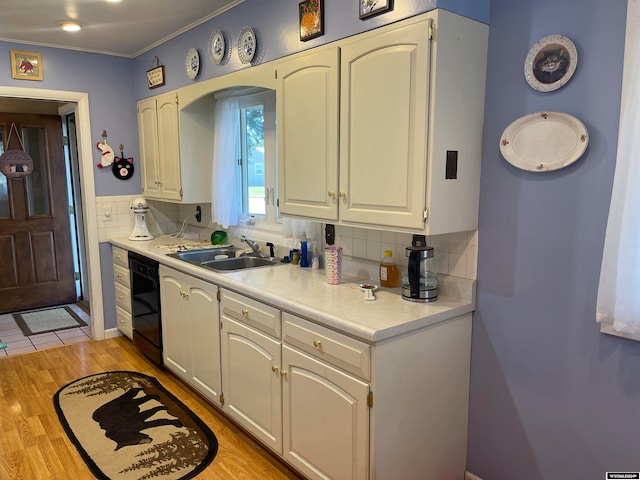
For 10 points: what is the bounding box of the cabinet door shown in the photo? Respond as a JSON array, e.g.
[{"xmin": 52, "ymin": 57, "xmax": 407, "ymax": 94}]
[
  {"xmin": 187, "ymin": 276, "xmax": 222, "ymax": 405},
  {"xmin": 340, "ymin": 20, "xmax": 431, "ymax": 229},
  {"xmin": 221, "ymin": 316, "xmax": 282, "ymax": 454},
  {"xmin": 156, "ymin": 92, "xmax": 182, "ymax": 201},
  {"xmin": 282, "ymin": 345, "xmax": 369, "ymax": 480},
  {"xmin": 137, "ymin": 97, "xmax": 161, "ymax": 199},
  {"xmin": 277, "ymin": 47, "xmax": 339, "ymax": 220},
  {"xmin": 160, "ymin": 271, "xmax": 188, "ymax": 378}
]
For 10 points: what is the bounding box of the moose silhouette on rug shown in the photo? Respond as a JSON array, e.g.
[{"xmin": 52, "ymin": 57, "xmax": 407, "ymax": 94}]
[
  {"xmin": 54, "ymin": 371, "xmax": 218, "ymax": 480},
  {"xmin": 92, "ymin": 387, "xmax": 184, "ymax": 451}
]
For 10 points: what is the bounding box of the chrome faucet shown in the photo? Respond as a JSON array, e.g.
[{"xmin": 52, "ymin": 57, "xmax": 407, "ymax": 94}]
[{"xmin": 241, "ymin": 235, "xmax": 262, "ymax": 256}]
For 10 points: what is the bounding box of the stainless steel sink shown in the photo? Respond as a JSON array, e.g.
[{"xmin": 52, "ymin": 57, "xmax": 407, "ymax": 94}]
[
  {"xmin": 201, "ymin": 256, "xmax": 279, "ymax": 271},
  {"xmin": 167, "ymin": 247, "xmax": 239, "ymax": 264}
]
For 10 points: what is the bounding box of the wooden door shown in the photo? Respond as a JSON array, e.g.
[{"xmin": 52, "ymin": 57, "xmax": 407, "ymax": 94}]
[{"xmin": 0, "ymin": 113, "xmax": 75, "ymax": 313}]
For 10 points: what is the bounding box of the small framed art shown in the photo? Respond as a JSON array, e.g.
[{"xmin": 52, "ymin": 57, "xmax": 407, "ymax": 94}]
[
  {"xmin": 359, "ymin": 0, "xmax": 393, "ymax": 20},
  {"xmin": 299, "ymin": 0, "xmax": 323, "ymax": 41},
  {"xmin": 146, "ymin": 65, "xmax": 165, "ymax": 89},
  {"xmin": 10, "ymin": 50, "xmax": 43, "ymax": 81}
]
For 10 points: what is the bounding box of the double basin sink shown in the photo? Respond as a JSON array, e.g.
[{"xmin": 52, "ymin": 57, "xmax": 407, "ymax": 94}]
[{"xmin": 167, "ymin": 247, "xmax": 280, "ymax": 272}]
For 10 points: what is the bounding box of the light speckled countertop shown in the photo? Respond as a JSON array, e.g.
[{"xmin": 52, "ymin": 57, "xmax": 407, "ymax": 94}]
[{"xmin": 110, "ymin": 237, "xmax": 475, "ymax": 343}]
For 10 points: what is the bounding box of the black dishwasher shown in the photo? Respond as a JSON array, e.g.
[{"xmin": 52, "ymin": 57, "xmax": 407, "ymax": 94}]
[{"xmin": 128, "ymin": 251, "xmax": 162, "ymax": 366}]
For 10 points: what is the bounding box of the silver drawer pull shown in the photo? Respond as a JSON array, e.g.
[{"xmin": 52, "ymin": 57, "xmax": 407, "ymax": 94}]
[{"xmin": 313, "ymin": 340, "xmax": 322, "ymax": 348}]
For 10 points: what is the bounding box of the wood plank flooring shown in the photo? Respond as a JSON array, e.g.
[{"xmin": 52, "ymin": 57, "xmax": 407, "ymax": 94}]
[{"xmin": 0, "ymin": 336, "xmax": 304, "ymax": 480}]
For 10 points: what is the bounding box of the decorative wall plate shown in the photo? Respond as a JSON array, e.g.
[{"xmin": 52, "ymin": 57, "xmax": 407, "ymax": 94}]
[
  {"xmin": 524, "ymin": 35, "xmax": 577, "ymax": 92},
  {"xmin": 237, "ymin": 26, "xmax": 257, "ymax": 64},
  {"xmin": 500, "ymin": 112, "xmax": 589, "ymax": 172},
  {"xmin": 185, "ymin": 48, "xmax": 200, "ymax": 80},
  {"xmin": 209, "ymin": 29, "xmax": 228, "ymax": 65}
]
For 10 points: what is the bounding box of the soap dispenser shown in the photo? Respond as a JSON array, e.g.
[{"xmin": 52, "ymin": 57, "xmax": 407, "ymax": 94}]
[{"xmin": 299, "ymin": 232, "xmax": 310, "ymax": 267}]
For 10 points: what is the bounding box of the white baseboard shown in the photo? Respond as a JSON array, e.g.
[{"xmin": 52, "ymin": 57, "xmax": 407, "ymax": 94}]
[
  {"xmin": 104, "ymin": 327, "xmax": 122, "ymax": 339},
  {"xmin": 465, "ymin": 471, "xmax": 483, "ymax": 480}
]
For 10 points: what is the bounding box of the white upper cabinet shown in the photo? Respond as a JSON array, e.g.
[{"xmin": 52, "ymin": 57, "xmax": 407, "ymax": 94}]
[
  {"xmin": 339, "ymin": 19, "xmax": 431, "ymax": 229},
  {"xmin": 277, "ymin": 47, "xmax": 340, "ymax": 220},
  {"xmin": 277, "ymin": 10, "xmax": 488, "ymax": 234},
  {"xmin": 137, "ymin": 92, "xmax": 182, "ymax": 201},
  {"xmin": 137, "ymin": 91, "xmax": 213, "ymax": 203}
]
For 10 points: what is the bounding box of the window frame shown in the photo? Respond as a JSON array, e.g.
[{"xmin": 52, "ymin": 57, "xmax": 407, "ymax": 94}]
[{"xmin": 235, "ymin": 89, "xmax": 279, "ymax": 229}]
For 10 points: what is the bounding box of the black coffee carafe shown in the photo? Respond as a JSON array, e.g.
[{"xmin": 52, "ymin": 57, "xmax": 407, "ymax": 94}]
[{"xmin": 402, "ymin": 234, "xmax": 439, "ymax": 302}]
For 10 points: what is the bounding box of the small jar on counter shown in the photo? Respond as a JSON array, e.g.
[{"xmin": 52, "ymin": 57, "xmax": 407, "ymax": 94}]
[{"xmin": 379, "ymin": 250, "xmax": 400, "ymax": 288}]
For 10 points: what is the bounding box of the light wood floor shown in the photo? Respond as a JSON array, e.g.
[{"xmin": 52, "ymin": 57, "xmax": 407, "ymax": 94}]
[{"xmin": 0, "ymin": 336, "xmax": 304, "ymax": 480}]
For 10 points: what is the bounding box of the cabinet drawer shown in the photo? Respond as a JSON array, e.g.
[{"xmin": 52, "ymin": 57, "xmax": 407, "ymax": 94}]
[
  {"xmin": 283, "ymin": 312, "xmax": 371, "ymax": 381},
  {"xmin": 113, "ymin": 264, "xmax": 130, "ymax": 288},
  {"xmin": 116, "ymin": 305, "xmax": 133, "ymax": 339},
  {"xmin": 112, "ymin": 246, "xmax": 128, "ymax": 268},
  {"xmin": 220, "ymin": 289, "xmax": 281, "ymax": 338},
  {"xmin": 114, "ymin": 282, "xmax": 131, "ymax": 313}
]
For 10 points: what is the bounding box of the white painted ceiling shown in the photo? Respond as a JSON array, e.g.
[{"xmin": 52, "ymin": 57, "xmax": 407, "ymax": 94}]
[{"xmin": 0, "ymin": 0, "xmax": 244, "ymax": 58}]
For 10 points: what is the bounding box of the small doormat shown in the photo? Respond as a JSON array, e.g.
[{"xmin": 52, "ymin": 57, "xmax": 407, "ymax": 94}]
[
  {"xmin": 13, "ymin": 305, "xmax": 87, "ymax": 336},
  {"xmin": 54, "ymin": 371, "xmax": 218, "ymax": 480}
]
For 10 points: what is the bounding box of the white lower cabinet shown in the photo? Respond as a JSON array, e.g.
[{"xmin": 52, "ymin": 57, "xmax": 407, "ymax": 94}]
[
  {"xmin": 159, "ymin": 280, "xmax": 471, "ymax": 479},
  {"xmin": 220, "ymin": 316, "xmax": 283, "ymax": 453},
  {"xmin": 159, "ymin": 266, "xmax": 222, "ymax": 405},
  {"xmin": 220, "ymin": 288, "xmax": 370, "ymax": 479},
  {"xmin": 282, "ymin": 345, "xmax": 369, "ymax": 480},
  {"xmin": 112, "ymin": 247, "xmax": 132, "ymax": 340}
]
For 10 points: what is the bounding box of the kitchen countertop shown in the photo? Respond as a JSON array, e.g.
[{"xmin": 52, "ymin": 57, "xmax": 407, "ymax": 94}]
[{"xmin": 110, "ymin": 236, "xmax": 476, "ymax": 343}]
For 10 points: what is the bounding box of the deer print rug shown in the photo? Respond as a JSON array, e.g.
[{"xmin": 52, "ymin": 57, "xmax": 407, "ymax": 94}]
[{"xmin": 53, "ymin": 371, "xmax": 218, "ymax": 480}]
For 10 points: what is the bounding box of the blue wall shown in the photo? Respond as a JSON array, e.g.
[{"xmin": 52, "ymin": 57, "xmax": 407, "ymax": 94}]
[
  {"xmin": 468, "ymin": 0, "xmax": 635, "ymax": 478},
  {"xmin": 4, "ymin": 0, "xmax": 636, "ymax": 475},
  {"xmin": 132, "ymin": 0, "xmax": 488, "ymax": 100},
  {"xmin": 0, "ymin": 42, "xmax": 140, "ymax": 197}
]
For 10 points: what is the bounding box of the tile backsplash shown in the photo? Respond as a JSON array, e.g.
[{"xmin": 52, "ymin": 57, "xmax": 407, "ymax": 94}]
[
  {"xmin": 334, "ymin": 225, "xmax": 478, "ymax": 280},
  {"xmin": 99, "ymin": 196, "xmax": 478, "ymax": 281},
  {"xmin": 95, "ymin": 195, "xmax": 178, "ymax": 242}
]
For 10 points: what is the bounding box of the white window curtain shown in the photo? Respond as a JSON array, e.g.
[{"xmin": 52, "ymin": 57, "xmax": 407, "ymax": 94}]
[
  {"xmin": 211, "ymin": 96, "xmax": 239, "ymax": 229},
  {"xmin": 596, "ymin": 0, "xmax": 640, "ymax": 339}
]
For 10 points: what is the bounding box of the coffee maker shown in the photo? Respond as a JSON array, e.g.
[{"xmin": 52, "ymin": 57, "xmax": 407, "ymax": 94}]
[{"xmin": 402, "ymin": 234, "xmax": 439, "ymax": 302}]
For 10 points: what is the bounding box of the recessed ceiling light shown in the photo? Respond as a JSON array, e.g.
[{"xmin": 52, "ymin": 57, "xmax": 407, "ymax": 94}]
[
  {"xmin": 105, "ymin": 0, "xmax": 122, "ymax": 3},
  {"xmin": 57, "ymin": 20, "xmax": 82, "ymax": 32}
]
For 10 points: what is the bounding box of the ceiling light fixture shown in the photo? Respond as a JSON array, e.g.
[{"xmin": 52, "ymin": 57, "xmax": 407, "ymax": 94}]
[{"xmin": 57, "ymin": 20, "xmax": 82, "ymax": 32}]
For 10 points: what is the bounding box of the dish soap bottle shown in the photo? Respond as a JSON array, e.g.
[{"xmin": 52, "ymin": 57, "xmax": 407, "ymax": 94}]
[
  {"xmin": 379, "ymin": 250, "xmax": 399, "ymax": 288},
  {"xmin": 299, "ymin": 232, "xmax": 310, "ymax": 268}
]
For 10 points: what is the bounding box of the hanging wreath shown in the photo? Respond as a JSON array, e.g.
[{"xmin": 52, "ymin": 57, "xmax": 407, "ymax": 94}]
[{"xmin": 0, "ymin": 123, "xmax": 34, "ymax": 180}]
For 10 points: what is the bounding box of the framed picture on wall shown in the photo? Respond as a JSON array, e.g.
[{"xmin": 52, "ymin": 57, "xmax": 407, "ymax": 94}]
[
  {"xmin": 359, "ymin": 0, "xmax": 393, "ymax": 20},
  {"xmin": 299, "ymin": 0, "xmax": 323, "ymax": 41},
  {"xmin": 10, "ymin": 50, "xmax": 43, "ymax": 81}
]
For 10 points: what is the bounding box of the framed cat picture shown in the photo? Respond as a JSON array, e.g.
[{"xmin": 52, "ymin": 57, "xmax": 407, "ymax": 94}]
[
  {"xmin": 524, "ymin": 35, "xmax": 578, "ymax": 92},
  {"xmin": 299, "ymin": 0, "xmax": 323, "ymax": 42},
  {"xmin": 360, "ymin": 0, "xmax": 393, "ymax": 20}
]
